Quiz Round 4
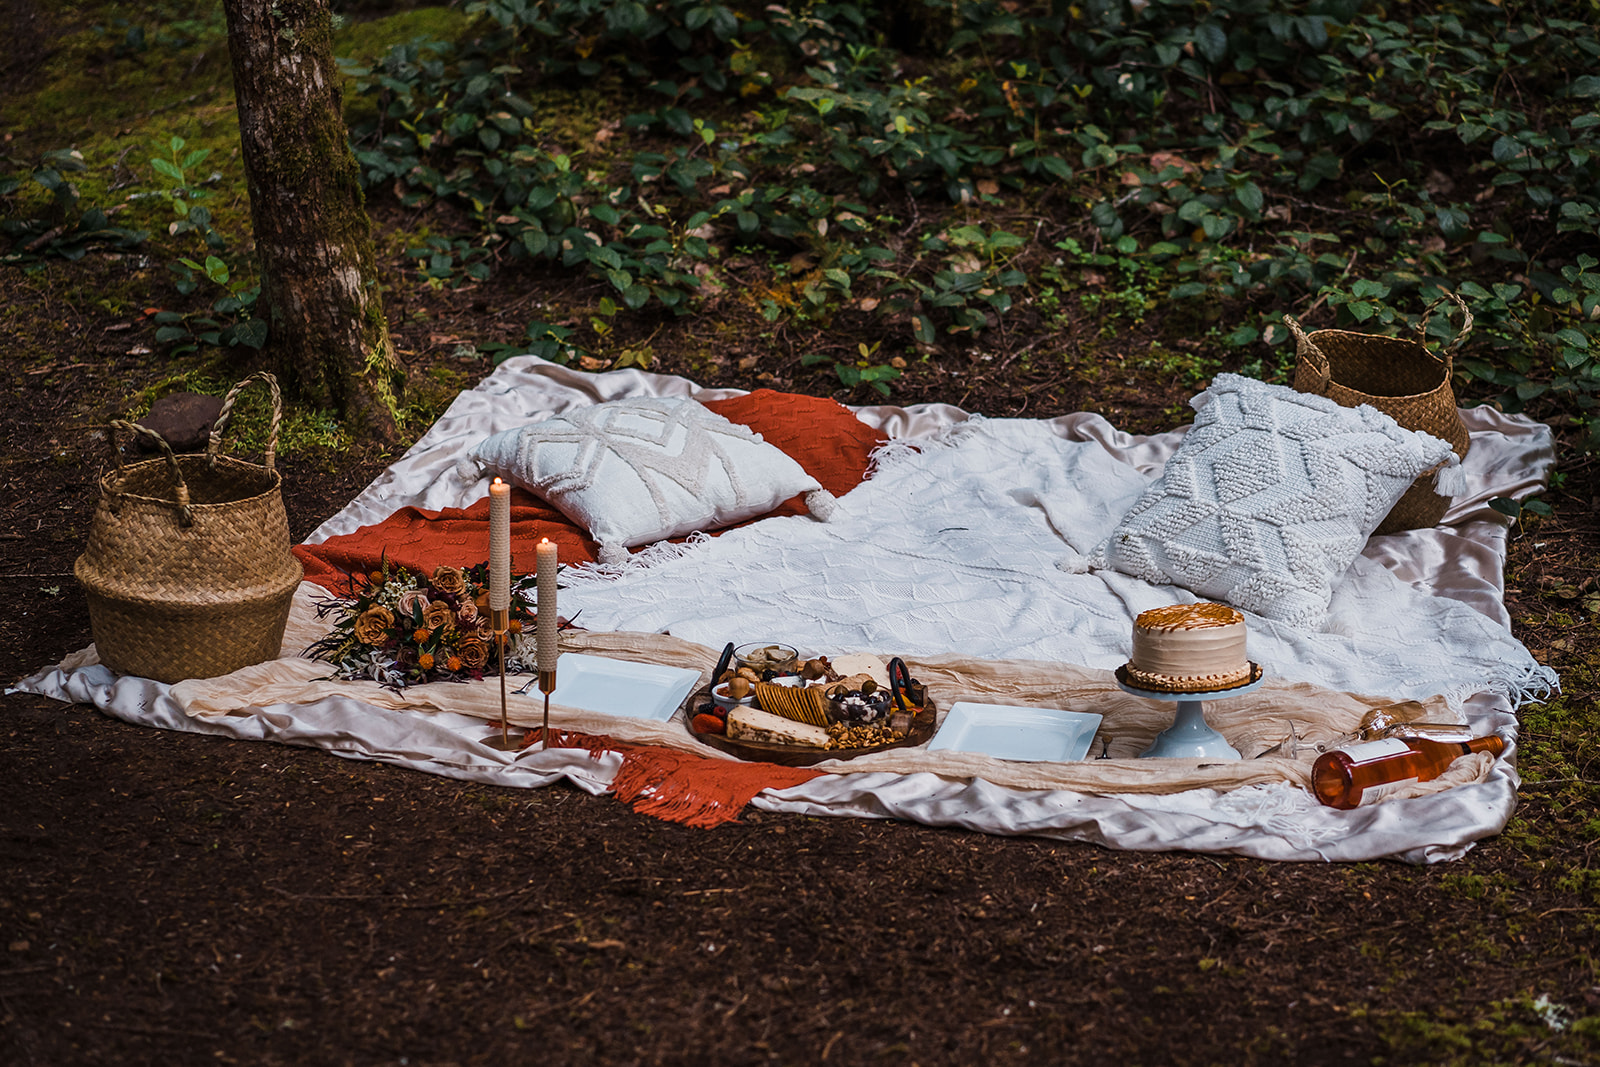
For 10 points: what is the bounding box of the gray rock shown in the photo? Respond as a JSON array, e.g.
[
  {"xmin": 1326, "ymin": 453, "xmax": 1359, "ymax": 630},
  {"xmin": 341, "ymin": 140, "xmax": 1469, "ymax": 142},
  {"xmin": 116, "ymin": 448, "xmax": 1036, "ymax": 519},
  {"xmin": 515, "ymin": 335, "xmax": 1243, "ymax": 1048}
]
[{"xmin": 136, "ymin": 392, "xmax": 225, "ymax": 452}]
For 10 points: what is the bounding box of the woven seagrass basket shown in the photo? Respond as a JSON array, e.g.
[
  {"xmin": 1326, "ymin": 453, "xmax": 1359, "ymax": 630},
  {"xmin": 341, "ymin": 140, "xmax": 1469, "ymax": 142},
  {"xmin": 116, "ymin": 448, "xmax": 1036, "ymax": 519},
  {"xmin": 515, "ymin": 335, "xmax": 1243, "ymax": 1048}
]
[
  {"xmin": 74, "ymin": 373, "xmax": 303, "ymax": 683},
  {"xmin": 1285, "ymin": 292, "xmax": 1472, "ymax": 534}
]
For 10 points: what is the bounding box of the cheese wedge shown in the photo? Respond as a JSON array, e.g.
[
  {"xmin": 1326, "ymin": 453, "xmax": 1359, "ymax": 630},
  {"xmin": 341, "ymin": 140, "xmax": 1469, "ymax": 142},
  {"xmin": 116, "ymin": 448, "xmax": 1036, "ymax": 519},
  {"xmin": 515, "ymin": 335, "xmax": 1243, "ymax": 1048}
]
[
  {"xmin": 726, "ymin": 705, "xmax": 829, "ymax": 748},
  {"xmin": 829, "ymin": 653, "xmax": 888, "ymax": 687}
]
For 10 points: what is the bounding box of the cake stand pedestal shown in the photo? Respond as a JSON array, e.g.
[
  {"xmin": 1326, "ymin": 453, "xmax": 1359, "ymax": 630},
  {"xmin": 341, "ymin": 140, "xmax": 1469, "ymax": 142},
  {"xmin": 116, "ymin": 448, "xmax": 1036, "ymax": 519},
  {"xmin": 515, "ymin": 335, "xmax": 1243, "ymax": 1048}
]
[{"xmin": 1115, "ymin": 665, "xmax": 1264, "ymax": 760}]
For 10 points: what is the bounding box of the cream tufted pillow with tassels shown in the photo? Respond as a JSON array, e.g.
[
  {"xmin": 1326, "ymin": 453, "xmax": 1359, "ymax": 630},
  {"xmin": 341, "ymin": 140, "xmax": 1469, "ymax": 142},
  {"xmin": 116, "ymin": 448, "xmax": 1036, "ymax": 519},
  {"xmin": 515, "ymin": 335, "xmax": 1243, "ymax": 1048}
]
[
  {"xmin": 469, "ymin": 397, "xmax": 836, "ymax": 564},
  {"xmin": 1065, "ymin": 374, "xmax": 1464, "ymax": 630}
]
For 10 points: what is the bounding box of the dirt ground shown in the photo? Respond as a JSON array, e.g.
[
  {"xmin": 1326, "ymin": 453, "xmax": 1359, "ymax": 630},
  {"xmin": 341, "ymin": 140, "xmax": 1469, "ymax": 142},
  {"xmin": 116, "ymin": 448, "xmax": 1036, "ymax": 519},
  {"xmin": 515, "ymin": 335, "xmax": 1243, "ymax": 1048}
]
[{"xmin": 3, "ymin": 5, "xmax": 1600, "ymax": 1061}]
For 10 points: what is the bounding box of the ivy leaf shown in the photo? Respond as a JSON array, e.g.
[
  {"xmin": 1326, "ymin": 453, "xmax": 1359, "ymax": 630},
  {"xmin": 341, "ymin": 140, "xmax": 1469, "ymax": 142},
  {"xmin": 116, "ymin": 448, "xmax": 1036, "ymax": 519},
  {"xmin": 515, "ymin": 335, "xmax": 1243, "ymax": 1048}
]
[
  {"xmin": 1491, "ymin": 136, "xmax": 1522, "ymax": 164},
  {"xmin": 232, "ymin": 318, "xmax": 269, "ymax": 349},
  {"xmin": 1487, "ymin": 496, "xmax": 1521, "ymax": 520},
  {"xmin": 1435, "ymin": 206, "xmax": 1470, "ymax": 240},
  {"xmin": 1193, "ymin": 22, "xmax": 1228, "ymax": 64}
]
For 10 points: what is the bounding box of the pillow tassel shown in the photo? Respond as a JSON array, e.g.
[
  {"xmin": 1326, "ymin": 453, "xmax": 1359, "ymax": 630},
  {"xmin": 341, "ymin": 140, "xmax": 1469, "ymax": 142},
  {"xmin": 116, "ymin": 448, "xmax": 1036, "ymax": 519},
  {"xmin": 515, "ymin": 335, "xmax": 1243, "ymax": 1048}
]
[
  {"xmin": 1432, "ymin": 454, "xmax": 1468, "ymax": 498},
  {"xmin": 804, "ymin": 488, "xmax": 838, "ymax": 521},
  {"xmin": 455, "ymin": 455, "xmax": 485, "ymax": 483},
  {"xmin": 597, "ymin": 541, "xmax": 629, "ymax": 566},
  {"xmin": 1056, "ymin": 549, "xmax": 1093, "ymax": 574}
]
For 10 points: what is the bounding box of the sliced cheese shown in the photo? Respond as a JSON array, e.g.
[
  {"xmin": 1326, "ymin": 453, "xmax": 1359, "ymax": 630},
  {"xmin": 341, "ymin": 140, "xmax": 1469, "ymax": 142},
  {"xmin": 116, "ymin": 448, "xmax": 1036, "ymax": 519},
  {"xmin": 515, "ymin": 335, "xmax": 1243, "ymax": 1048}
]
[
  {"xmin": 829, "ymin": 653, "xmax": 888, "ymax": 687},
  {"xmin": 726, "ymin": 705, "xmax": 829, "ymax": 748}
]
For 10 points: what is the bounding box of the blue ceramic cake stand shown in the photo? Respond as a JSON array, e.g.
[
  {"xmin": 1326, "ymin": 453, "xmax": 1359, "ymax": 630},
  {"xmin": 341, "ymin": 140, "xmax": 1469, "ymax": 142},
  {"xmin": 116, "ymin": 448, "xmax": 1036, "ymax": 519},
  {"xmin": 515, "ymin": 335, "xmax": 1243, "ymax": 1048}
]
[{"xmin": 1115, "ymin": 665, "xmax": 1264, "ymax": 760}]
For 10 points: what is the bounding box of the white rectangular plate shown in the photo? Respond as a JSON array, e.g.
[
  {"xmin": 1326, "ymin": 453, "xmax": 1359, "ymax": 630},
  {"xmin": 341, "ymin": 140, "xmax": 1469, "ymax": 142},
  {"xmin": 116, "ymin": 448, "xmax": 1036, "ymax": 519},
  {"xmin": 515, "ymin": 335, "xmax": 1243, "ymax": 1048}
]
[
  {"xmin": 544, "ymin": 653, "xmax": 702, "ymax": 722},
  {"xmin": 928, "ymin": 701, "xmax": 1104, "ymax": 763}
]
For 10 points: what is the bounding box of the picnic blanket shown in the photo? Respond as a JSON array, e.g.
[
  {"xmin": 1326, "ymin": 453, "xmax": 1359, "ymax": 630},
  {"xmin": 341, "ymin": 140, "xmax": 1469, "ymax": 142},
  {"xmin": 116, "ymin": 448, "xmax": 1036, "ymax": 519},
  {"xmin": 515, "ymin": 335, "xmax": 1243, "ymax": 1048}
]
[{"xmin": 11, "ymin": 357, "xmax": 1558, "ymax": 862}]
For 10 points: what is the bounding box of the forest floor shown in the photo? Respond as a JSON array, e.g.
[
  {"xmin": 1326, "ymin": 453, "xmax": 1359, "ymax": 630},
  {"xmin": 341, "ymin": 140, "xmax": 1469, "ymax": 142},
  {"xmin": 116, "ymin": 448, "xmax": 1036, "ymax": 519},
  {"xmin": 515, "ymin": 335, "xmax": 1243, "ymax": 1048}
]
[{"xmin": 4, "ymin": 2, "xmax": 1600, "ymax": 1065}]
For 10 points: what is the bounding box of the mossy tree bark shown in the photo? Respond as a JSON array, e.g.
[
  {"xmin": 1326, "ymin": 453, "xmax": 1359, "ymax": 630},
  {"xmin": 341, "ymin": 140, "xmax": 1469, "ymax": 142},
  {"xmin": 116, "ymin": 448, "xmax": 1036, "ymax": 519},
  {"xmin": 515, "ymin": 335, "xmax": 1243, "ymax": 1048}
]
[{"xmin": 221, "ymin": 0, "xmax": 405, "ymax": 444}]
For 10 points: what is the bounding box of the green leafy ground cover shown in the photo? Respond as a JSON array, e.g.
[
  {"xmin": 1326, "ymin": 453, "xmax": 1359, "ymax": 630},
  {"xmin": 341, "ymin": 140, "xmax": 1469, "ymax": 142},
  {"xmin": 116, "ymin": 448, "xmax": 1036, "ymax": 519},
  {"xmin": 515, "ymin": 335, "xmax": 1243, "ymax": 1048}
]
[{"xmin": 6, "ymin": 0, "xmax": 1600, "ymax": 426}]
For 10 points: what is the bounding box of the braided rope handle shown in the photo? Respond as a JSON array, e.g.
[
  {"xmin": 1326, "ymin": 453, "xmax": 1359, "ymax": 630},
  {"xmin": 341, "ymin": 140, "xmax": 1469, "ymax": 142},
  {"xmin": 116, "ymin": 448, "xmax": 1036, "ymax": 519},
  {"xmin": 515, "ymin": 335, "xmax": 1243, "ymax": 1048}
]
[
  {"xmin": 1280, "ymin": 313, "xmax": 1329, "ymax": 390},
  {"xmin": 207, "ymin": 372, "xmax": 283, "ymax": 472},
  {"xmin": 1415, "ymin": 290, "xmax": 1474, "ymax": 365},
  {"xmin": 106, "ymin": 419, "xmax": 194, "ymax": 526}
]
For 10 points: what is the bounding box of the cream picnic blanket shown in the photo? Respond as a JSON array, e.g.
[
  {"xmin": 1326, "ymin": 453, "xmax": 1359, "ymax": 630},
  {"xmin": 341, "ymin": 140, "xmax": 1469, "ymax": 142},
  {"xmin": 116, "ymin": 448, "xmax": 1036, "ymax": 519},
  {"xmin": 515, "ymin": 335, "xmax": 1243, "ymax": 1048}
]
[{"xmin": 12, "ymin": 357, "xmax": 1557, "ymax": 862}]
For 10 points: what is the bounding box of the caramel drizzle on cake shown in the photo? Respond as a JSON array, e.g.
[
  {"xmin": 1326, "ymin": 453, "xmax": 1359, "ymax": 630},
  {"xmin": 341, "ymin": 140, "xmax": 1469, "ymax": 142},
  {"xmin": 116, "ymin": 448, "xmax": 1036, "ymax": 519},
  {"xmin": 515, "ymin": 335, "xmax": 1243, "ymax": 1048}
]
[{"xmin": 1135, "ymin": 602, "xmax": 1244, "ymax": 631}]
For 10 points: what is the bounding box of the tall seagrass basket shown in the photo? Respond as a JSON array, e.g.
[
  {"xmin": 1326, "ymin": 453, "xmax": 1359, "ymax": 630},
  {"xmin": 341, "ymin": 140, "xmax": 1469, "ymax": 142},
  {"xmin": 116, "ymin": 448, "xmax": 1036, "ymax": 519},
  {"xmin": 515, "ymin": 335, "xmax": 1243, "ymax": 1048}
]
[
  {"xmin": 1284, "ymin": 292, "xmax": 1473, "ymax": 534},
  {"xmin": 74, "ymin": 373, "xmax": 303, "ymax": 683}
]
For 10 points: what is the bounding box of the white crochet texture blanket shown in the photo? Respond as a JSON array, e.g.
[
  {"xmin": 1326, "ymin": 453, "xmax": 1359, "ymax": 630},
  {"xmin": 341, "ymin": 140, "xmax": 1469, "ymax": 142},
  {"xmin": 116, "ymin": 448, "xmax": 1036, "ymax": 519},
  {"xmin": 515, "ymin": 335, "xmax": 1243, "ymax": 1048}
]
[{"xmin": 558, "ymin": 415, "xmax": 1542, "ymax": 714}]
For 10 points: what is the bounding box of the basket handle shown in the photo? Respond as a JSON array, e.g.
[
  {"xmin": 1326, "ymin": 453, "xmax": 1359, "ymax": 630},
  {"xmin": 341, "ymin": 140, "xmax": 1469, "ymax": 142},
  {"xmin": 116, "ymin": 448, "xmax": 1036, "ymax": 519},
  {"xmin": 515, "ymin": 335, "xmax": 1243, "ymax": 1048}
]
[
  {"xmin": 1415, "ymin": 290, "xmax": 1473, "ymax": 365},
  {"xmin": 1281, "ymin": 314, "xmax": 1330, "ymax": 392},
  {"xmin": 207, "ymin": 372, "xmax": 283, "ymax": 473},
  {"xmin": 107, "ymin": 419, "xmax": 194, "ymax": 526}
]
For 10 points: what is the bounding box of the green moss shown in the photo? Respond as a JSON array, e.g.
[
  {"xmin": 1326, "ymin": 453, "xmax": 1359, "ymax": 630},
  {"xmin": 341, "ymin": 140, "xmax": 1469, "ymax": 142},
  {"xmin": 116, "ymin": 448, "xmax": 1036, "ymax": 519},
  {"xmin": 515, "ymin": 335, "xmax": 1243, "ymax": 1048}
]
[
  {"xmin": 0, "ymin": 3, "xmax": 253, "ymax": 272},
  {"xmin": 332, "ymin": 5, "xmax": 473, "ymax": 67}
]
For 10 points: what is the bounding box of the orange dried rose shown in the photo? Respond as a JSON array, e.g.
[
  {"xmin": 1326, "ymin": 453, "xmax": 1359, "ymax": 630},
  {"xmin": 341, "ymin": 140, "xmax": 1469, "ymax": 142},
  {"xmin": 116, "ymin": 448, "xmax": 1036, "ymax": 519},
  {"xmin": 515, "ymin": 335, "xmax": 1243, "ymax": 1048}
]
[
  {"xmin": 353, "ymin": 606, "xmax": 394, "ymax": 645},
  {"xmin": 431, "ymin": 565, "xmax": 467, "ymax": 596},
  {"xmin": 423, "ymin": 601, "xmax": 455, "ymax": 632},
  {"xmin": 457, "ymin": 635, "xmax": 490, "ymax": 669}
]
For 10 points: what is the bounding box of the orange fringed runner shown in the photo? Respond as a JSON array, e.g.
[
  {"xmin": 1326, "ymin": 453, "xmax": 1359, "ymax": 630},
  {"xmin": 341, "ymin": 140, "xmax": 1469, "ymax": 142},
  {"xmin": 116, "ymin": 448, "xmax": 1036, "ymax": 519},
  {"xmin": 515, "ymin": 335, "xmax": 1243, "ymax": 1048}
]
[{"xmin": 524, "ymin": 729, "xmax": 826, "ymax": 829}]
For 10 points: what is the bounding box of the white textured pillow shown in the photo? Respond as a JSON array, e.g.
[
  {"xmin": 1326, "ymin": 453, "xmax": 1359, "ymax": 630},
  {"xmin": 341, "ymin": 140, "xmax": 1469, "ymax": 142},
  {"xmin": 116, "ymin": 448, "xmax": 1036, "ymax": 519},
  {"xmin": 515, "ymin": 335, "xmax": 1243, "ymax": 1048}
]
[
  {"xmin": 470, "ymin": 397, "xmax": 836, "ymax": 564},
  {"xmin": 1076, "ymin": 373, "xmax": 1464, "ymax": 629}
]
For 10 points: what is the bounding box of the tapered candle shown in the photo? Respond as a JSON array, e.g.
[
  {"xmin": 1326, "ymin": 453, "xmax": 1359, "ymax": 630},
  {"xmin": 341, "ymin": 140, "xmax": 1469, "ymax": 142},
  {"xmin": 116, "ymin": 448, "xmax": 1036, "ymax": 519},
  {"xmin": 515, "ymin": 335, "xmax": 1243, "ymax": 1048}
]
[
  {"xmin": 536, "ymin": 538, "xmax": 559, "ymax": 672},
  {"xmin": 488, "ymin": 478, "xmax": 511, "ymax": 622}
]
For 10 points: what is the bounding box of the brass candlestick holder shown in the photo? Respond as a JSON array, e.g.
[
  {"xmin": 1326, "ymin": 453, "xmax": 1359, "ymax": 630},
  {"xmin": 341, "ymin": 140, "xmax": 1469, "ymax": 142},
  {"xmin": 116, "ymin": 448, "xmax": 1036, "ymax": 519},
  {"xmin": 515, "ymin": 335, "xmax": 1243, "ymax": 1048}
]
[
  {"xmin": 538, "ymin": 668, "xmax": 556, "ymax": 750},
  {"xmin": 483, "ymin": 608, "xmax": 521, "ymax": 752}
]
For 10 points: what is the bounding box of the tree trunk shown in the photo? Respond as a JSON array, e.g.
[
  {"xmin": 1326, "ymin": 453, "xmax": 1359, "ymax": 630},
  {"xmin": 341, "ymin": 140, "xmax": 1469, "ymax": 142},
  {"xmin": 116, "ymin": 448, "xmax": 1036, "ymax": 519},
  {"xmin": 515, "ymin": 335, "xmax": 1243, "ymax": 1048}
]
[{"xmin": 221, "ymin": 0, "xmax": 404, "ymax": 443}]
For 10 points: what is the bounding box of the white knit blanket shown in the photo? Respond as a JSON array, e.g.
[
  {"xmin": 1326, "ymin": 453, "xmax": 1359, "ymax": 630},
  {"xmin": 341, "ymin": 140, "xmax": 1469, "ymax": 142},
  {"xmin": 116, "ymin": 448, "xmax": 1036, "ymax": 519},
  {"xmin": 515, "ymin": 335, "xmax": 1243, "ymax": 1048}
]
[{"xmin": 557, "ymin": 415, "xmax": 1547, "ymax": 713}]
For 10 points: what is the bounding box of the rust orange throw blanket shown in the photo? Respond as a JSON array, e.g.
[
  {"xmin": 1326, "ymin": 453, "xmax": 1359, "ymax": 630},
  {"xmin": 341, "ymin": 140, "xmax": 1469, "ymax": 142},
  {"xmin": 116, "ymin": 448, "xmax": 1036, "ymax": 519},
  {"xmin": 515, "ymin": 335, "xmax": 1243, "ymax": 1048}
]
[
  {"xmin": 527, "ymin": 730, "xmax": 824, "ymax": 828},
  {"xmin": 294, "ymin": 390, "xmax": 887, "ymax": 590}
]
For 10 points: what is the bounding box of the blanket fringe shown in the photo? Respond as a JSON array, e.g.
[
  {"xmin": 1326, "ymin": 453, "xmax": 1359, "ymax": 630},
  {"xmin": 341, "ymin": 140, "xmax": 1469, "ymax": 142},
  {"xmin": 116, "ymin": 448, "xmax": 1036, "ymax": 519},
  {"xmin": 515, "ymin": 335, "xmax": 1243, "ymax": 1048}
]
[
  {"xmin": 557, "ymin": 532, "xmax": 715, "ymax": 585},
  {"xmin": 522, "ymin": 728, "xmax": 618, "ymax": 760},
  {"xmin": 611, "ymin": 747, "xmax": 825, "ymax": 828},
  {"xmin": 523, "ymin": 728, "xmax": 825, "ymax": 828},
  {"xmin": 863, "ymin": 415, "xmax": 985, "ymax": 479},
  {"xmin": 1440, "ymin": 661, "xmax": 1560, "ymax": 714}
]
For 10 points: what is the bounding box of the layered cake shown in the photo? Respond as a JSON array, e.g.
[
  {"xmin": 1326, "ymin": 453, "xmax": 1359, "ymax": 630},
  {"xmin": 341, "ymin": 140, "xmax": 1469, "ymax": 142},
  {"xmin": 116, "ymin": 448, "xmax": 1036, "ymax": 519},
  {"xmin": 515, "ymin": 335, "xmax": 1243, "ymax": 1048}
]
[{"xmin": 1125, "ymin": 602, "xmax": 1253, "ymax": 692}]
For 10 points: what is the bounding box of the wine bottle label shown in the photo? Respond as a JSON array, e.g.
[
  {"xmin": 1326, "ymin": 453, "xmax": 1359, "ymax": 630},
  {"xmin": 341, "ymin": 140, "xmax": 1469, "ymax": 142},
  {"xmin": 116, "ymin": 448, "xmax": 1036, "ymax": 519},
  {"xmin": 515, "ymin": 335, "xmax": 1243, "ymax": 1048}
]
[
  {"xmin": 1355, "ymin": 778, "xmax": 1420, "ymax": 806},
  {"xmin": 1339, "ymin": 737, "xmax": 1411, "ymax": 763}
]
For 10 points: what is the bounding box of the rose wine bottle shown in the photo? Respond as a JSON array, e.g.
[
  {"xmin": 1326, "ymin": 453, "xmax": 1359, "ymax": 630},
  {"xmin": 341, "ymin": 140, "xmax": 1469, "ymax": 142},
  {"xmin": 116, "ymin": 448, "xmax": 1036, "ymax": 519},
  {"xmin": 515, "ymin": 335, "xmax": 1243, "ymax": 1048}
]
[{"xmin": 1311, "ymin": 734, "xmax": 1506, "ymax": 810}]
